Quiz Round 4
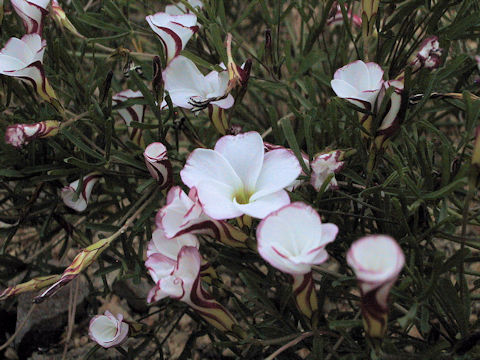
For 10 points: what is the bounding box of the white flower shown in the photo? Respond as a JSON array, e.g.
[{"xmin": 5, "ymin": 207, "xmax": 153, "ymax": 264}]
[
  {"xmin": 61, "ymin": 174, "xmax": 100, "ymax": 212},
  {"xmin": 330, "ymin": 60, "xmax": 384, "ymax": 110},
  {"xmin": 145, "ymin": 229, "xmax": 199, "ymax": 290},
  {"xmin": 156, "ymin": 186, "xmax": 209, "ymax": 239},
  {"xmin": 112, "ymin": 89, "xmax": 145, "ymax": 126},
  {"xmin": 347, "ymin": 235, "xmax": 404, "ymax": 291},
  {"xmin": 180, "ymin": 132, "xmax": 301, "ymax": 219},
  {"xmin": 11, "ymin": 0, "xmax": 49, "ymax": 34},
  {"xmin": 166, "ymin": 0, "xmax": 203, "ymax": 15},
  {"xmin": 144, "ymin": 142, "xmax": 172, "ymax": 187},
  {"xmin": 0, "ymin": 34, "xmax": 58, "ymax": 104},
  {"xmin": 163, "ymin": 55, "xmax": 234, "ymax": 111},
  {"xmin": 146, "ymin": 12, "xmax": 198, "ymax": 63},
  {"xmin": 88, "ymin": 311, "xmax": 129, "ymax": 348},
  {"xmin": 147, "ymin": 245, "xmax": 201, "ymax": 303},
  {"xmin": 257, "ymin": 202, "xmax": 338, "ymax": 275},
  {"xmin": 310, "ymin": 150, "xmax": 344, "ymax": 191}
]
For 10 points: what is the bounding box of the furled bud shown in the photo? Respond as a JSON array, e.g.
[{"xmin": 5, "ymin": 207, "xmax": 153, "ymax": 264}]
[
  {"xmin": 34, "ymin": 236, "xmax": 113, "ymax": 303},
  {"xmin": 472, "ymin": 126, "xmax": 480, "ymax": 168},
  {"xmin": 11, "ymin": 0, "xmax": 49, "ymax": 35},
  {"xmin": 0, "ymin": 275, "xmax": 61, "ymax": 301},
  {"xmin": 411, "ymin": 36, "xmax": 442, "ymax": 72},
  {"xmin": 5, "ymin": 120, "xmax": 60, "ymax": 148},
  {"xmin": 51, "ymin": 0, "xmax": 83, "ymax": 37},
  {"xmin": 143, "ymin": 142, "xmax": 173, "ymax": 188}
]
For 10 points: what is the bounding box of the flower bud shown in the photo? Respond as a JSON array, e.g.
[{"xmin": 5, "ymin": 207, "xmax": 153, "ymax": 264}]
[
  {"xmin": 411, "ymin": 36, "xmax": 442, "ymax": 72},
  {"xmin": 34, "ymin": 236, "xmax": 113, "ymax": 303},
  {"xmin": 0, "ymin": 275, "xmax": 61, "ymax": 301},
  {"xmin": 375, "ymin": 80, "xmax": 405, "ymax": 149},
  {"xmin": 51, "ymin": 0, "xmax": 83, "ymax": 37},
  {"xmin": 89, "ymin": 311, "xmax": 129, "ymax": 348},
  {"xmin": 143, "ymin": 142, "xmax": 172, "ymax": 188},
  {"xmin": 5, "ymin": 120, "xmax": 60, "ymax": 148}
]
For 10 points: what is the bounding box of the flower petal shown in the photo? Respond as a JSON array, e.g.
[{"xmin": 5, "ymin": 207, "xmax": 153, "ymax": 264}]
[
  {"xmin": 234, "ymin": 190, "xmax": 290, "ymax": 219},
  {"xmin": 250, "ymin": 149, "xmax": 301, "ymax": 201},
  {"xmin": 213, "ymin": 131, "xmax": 264, "ymax": 193},
  {"xmin": 196, "ymin": 180, "xmax": 243, "ymax": 220}
]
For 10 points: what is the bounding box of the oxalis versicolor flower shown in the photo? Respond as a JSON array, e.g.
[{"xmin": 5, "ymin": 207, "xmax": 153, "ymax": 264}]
[
  {"xmin": 331, "ymin": 60, "xmax": 384, "ymax": 111},
  {"xmin": 347, "ymin": 235, "xmax": 405, "ymax": 338},
  {"xmin": 163, "ymin": 55, "xmax": 234, "ymax": 112},
  {"xmin": 11, "ymin": 0, "xmax": 49, "ymax": 35},
  {"xmin": 89, "ymin": 311, "xmax": 129, "ymax": 348},
  {"xmin": 0, "ymin": 34, "xmax": 60, "ymax": 107},
  {"xmin": 331, "ymin": 60, "xmax": 384, "ymax": 134},
  {"xmin": 257, "ymin": 202, "xmax": 338, "ymax": 320},
  {"xmin": 113, "ymin": 89, "xmax": 146, "ymax": 145},
  {"xmin": 51, "ymin": 0, "xmax": 82, "ymax": 37},
  {"xmin": 61, "ymin": 174, "xmax": 100, "ymax": 212},
  {"xmin": 5, "ymin": 120, "xmax": 60, "ymax": 148},
  {"xmin": 146, "ymin": 245, "xmax": 239, "ymax": 335},
  {"xmin": 375, "ymin": 80, "xmax": 404, "ymax": 149},
  {"xmin": 166, "ymin": 0, "xmax": 203, "ymax": 15},
  {"xmin": 144, "ymin": 142, "xmax": 173, "ymax": 188},
  {"xmin": 411, "ymin": 36, "xmax": 442, "ymax": 72},
  {"xmin": 180, "ymin": 131, "xmax": 301, "ymax": 219},
  {"xmin": 146, "ymin": 12, "xmax": 198, "ymax": 64},
  {"xmin": 156, "ymin": 186, "xmax": 248, "ymax": 248},
  {"xmin": 310, "ymin": 150, "xmax": 344, "ymax": 191},
  {"xmin": 327, "ymin": 4, "xmax": 362, "ymax": 28}
]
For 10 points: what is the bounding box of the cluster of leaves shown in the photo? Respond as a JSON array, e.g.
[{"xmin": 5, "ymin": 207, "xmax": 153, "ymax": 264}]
[{"xmin": 1, "ymin": 0, "xmax": 480, "ymax": 358}]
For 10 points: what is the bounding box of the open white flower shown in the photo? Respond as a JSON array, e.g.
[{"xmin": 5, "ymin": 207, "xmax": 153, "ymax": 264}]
[
  {"xmin": 146, "ymin": 12, "xmax": 198, "ymax": 63},
  {"xmin": 180, "ymin": 132, "xmax": 301, "ymax": 220},
  {"xmin": 330, "ymin": 60, "xmax": 384, "ymax": 110},
  {"xmin": 0, "ymin": 34, "xmax": 58, "ymax": 104},
  {"xmin": 112, "ymin": 89, "xmax": 145, "ymax": 126},
  {"xmin": 166, "ymin": 0, "xmax": 203, "ymax": 15},
  {"xmin": 144, "ymin": 142, "xmax": 172, "ymax": 188},
  {"xmin": 347, "ymin": 235, "xmax": 404, "ymax": 290},
  {"xmin": 257, "ymin": 202, "xmax": 338, "ymax": 275},
  {"xmin": 61, "ymin": 174, "xmax": 100, "ymax": 212},
  {"xmin": 11, "ymin": 0, "xmax": 49, "ymax": 34},
  {"xmin": 89, "ymin": 311, "xmax": 129, "ymax": 348},
  {"xmin": 310, "ymin": 150, "xmax": 344, "ymax": 191},
  {"xmin": 163, "ymin": 55, "xmax": 234, "ymax": 111}
]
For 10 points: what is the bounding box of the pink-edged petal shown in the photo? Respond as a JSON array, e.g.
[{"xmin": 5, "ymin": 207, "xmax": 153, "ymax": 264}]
[
  {"xmin": 250, "ymin": 149, "xmax": 301, "ymax": 201},
  {"xmin": 234, "ymin": 189, "xmax": 290, "ymax": 219},
  {"xmin": 347, "ymin": 235, "xmax": 405, "ymax": 284},
  {"xmin": 180, "ymin": 148, "xmax": 242, "ymax": 190},
  {"xmin": 213, "ymin": 131, "xmax": 264, "ymax": 193}
]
